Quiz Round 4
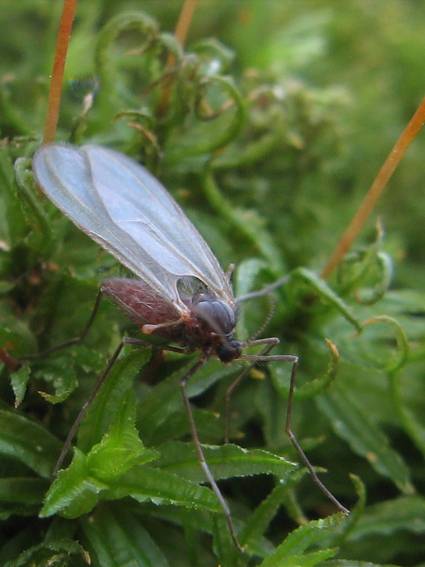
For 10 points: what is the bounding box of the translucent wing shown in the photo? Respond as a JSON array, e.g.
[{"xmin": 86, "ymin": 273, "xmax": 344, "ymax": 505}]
[{"xmin": 32, "ymin": 144, "xmax": 234, "ymax": 312}]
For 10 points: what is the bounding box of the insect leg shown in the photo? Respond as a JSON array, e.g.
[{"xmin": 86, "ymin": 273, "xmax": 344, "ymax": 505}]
[
  {"xmin": 240, "ymin": 342, "xmax": 350, "ymax": 515},
  {"xmin": 179, "ymin": 357, "xmax": 244, "ymax": 553},
  {"xmin": 284, "ymin": 357, "xmax": 350, "ymax": 515}
]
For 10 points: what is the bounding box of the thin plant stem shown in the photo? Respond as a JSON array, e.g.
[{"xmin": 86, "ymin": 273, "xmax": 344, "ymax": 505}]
[
  {"xmin": 174, "ymin": 0, "xmax": 200, "ymax": 47},
  {"xmin": 42, "ymin": 0, "xmax": 78, "ymax": 145},
  {"xmin": 321, "ymin": 96, "xmax": 425, "ymax": 280},
  {"xmin": 157, "ymin": 0, "xmax": 200, "ymax": 117}
]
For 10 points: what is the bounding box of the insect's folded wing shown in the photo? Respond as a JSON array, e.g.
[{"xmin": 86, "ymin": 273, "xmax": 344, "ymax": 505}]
[
  {"xmin": 33, "ymin": 144, "xmax": 234, "ymax": 308},
  {"xmin": 33, "ymin": 144, "xmax": 180, "ymax": 304}
]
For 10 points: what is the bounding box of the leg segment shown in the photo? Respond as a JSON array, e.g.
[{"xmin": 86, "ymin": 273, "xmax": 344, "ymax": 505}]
[
  {"xmin": 179, "ymin": 357, "xmax": 244, "ymax": 553},
  {"xmin": 235, "ymin": 338, "xmax": 349, "ymax": 515}
]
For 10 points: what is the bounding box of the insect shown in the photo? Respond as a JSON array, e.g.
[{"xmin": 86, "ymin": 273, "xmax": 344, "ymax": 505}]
[{"xmin": 32, "ymin": 143, "xmax": 349, "ymax": 550}]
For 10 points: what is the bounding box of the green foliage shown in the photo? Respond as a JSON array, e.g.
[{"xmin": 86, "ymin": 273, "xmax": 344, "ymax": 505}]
[{"xmin": 1, "ymin": 2, "xmax": 425, "ymax": 566}]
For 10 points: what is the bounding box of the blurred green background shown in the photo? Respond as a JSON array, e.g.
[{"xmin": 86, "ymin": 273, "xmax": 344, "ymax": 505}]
[{"xmin": 2, "ymin": 0, "xmax": 425, "ymax": 283}]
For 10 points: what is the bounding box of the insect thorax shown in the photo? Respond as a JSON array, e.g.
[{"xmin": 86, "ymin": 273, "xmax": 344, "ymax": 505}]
[{"xmin": 185, "ymin": 292, "xmax": 242, "ymax": 362}]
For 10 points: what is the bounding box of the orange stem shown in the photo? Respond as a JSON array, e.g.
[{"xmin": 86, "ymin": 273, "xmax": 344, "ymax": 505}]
[
  {"xmin": 174, "ymin": 0, "xmax": 200, "ymax": 47},
  {"xmin": 157, "ymin": 0, "xmax": 199, "ymax": 117},
  {"xmin": 321, "ymin": 96, "xmax": 425, "ymax": 280},
  {"xmin": 42, "ymin": 0, "xmax": 78, "ymax": 144}
]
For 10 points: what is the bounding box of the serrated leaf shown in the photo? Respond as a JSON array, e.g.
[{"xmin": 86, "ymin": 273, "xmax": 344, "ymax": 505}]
[
  {"xmin": 41, "ymin": 449, "xmax": 103, "ymax": 518},
  {"xmin": 42, "ymin": 391, "xmax": 158, "ymax": 519},
  {"xmin": 240, "ymin": 482, "xmax": 291, "ymax": 550},
  {"xmin": 259, "ymin": 514, "xmax": 345, "ymax": 567},
  {"xmin": 10, "ymin": 366, "xmax": 31, "ymax": 407},
  {"xmin": 41, "ymin": 448, "xmax": 222, "ymax": 519},
  {"xmin": 36, "ymin": 356, "xmax": 78, "ymax": 404},
  {"xmin": 106, "ymin": 466, "xmax": 222, "ymax": 512},
  {"xmin": 264, "ymin": 548, "xmax": 337, "ymax": 567},
  {"xmin": 87, "ymin": 390, "xmax": 159, "ymax": 480},
  {"xmin": 155, "ymin": 441, "xmax": 297, "ymax": 482},
  {"xmin": 78, "ymin": 348, "xmax": 151, "ymax": 453}
]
